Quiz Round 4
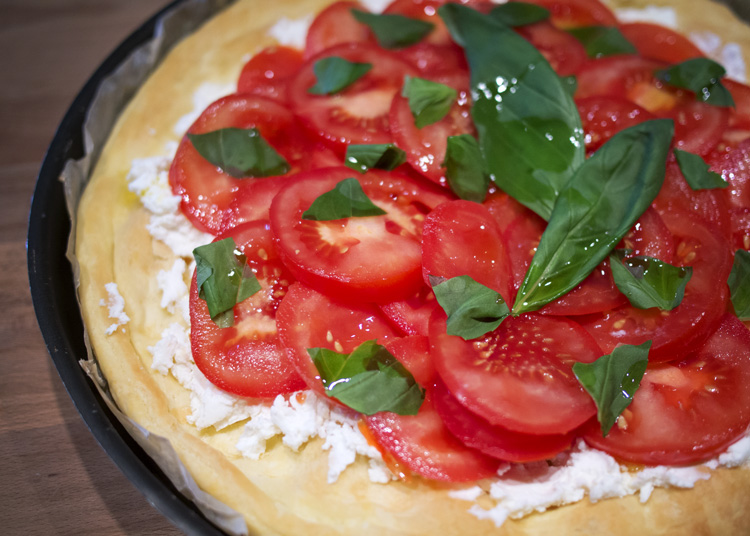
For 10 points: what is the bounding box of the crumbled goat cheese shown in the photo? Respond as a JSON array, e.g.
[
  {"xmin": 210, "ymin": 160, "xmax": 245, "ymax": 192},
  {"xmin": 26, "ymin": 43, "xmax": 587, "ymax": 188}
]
[
  {"xmin": 690, "ymin": 32, "xmax": 747, "ymax": 82},
  {"xmin": 615, "ymin": 6, "xmax": 677, "ymax": 28},
  {"xmin": 147, "ymin": 212, "xmax": 213, "ymax": 258},
  {"xmin": 126, "ymin": 152, "xmax": 180, "ymax": 215},
  {"xmin": 173, "ymin": 82, "xmax": 236, "ymax": 136},
  {"xmin": 101, "ymin": 282, "xmax": 130, "ymax": 335},
  {"xmin": 267, "ymin": 15, "xmax": 313, "ymax": 49},
  {"xmin": 360, "ymin": 0, "xmax": 391, "ymax": 13},
  {"xmin": 157, "ymin": 258, "xmax": 190, "ymax": 322}
]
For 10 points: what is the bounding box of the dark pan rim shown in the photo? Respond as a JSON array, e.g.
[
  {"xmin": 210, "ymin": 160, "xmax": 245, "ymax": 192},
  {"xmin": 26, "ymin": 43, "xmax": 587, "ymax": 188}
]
[{"xmin": 27, "ymin": 1, "xmax": 226, "ymax": 534}]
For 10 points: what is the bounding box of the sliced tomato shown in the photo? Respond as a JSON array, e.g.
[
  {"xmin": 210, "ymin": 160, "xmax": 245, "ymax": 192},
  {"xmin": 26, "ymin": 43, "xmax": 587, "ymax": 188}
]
[
  {"xmin": 524, "ymin": 0, "xmax": 617, "ymax": 28},
  {"xmin": 189, "ymin": 221, "xmax": 304, "ymax": 398},
  {"xmin": 576, "ymin": 96, "xmax": 657, "ymax": 154},
  {"xmin": 365, "ymin": 390, "xmax": 501, "ymax": 482},
  {"xmin": 237, "ymin": 46, "xmax": 305, "ymax": 102},
  {"xmin": 383, "ymin": 0, "xmax": 458, "ymax": 46},
  {"xmin": 668, "ymin": 100, "xmax": 730, "ymax": 157},
  {"xmin": 276, "ymin": 282, "xmax": 399, "ymax": 393},
  {"xmin": 584, "ymin": 314, "xmax": 750, "ymax": 465},
  {"xmin": 618, "ymin": 206, "xmax": 675, "ymax": 263},
  {"xmin": 729, "ymin": 207, "xmax": 750, "ymax": 251},
  {"xmin": 384, "ymin": 334, "xmax": 435, "ymax": 387},
  {"xmin": 271, "ymin": 167, "xmax": 452, "ymax": 303},
  {"xmin": 169, "ymin": 94, "xmax": 314, "ymax": 234},
  {"xmin": 618, "ymin": 22, "xmax": 704, "ymax": 64},
  {"xmin": 396, "ymin": 42, "xmax": 469, "ymax": 86},
  {"xmin": 430, "ymin": 311, "xmax": 600, "ymax": 435},
  {"xmin": 709, "ymin": 138, "xmax": 750, "ymax": 210},
  {"xmin": 421, "ymin": 199, "xmax": 514, "ymax": 304},
  {"xmin": 516, "ymin": 21, "xmax": 587, "ymax": 76},
  {"xmin": 433, "ymin": 380, "xmax": 575, "ymax": 463},
  {"xmin": 289, "ymin": 43, "xmax": 418, "ymax": 151},
  {"xmin": 304, "ymin": 1, "xmax": 374, "ymax": 59},
  {"xmin": 219, "ymin": 175, "xmax": 289, "ymax": 233},
  {"xmin": 575, "ymin": 55, "xmax": 666, "ymax": 102},
  {"xmin": 580, "ymin": 211, "xmax": 733, "ymax": 362},
  {"xmin": 725, "ymin": 79, "xmax": 750, "ymax": 130},
  {"xmin": 379, "ymin": 285, "xmax": 438, "ymax": 337}
]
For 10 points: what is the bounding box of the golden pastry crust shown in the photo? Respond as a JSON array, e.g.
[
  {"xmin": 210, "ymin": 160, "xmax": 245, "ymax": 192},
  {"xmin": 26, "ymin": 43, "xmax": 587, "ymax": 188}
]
[{"xmin": 75, "ymin": 0, "xmax": 750, "ymax": 534}]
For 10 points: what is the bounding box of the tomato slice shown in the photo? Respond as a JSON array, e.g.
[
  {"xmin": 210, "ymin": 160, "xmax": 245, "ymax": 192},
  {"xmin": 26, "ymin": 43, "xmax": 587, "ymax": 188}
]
[
  {"xmin": 289, "ymin": 43, "xmax": 418, "ymax": 151},
  {"xmin": 271, "ymin": 167, "xmax": 452, "ymax": 303},
  {"xmin": 516, "ymin": 21, "xmax": 587, "ymax": 76},
  {"xmin": 433, "ymin": 380, "xmax": 575, "ymax": 463},
  {"xmin": 237, "ymin": 46, "xmax": 305, "ymax": 102},
  {"xmin": 580, "ymin": 211, "xmax": 733, "ymax": 362},
  {"xmin": 189, "ymin": 221, "xmax": 305, "ymax": 398},
  {"xmin": 575, "ymin": 55, "xmax": 665, "ymax": 102},
  {"xmin": 576, "ymin": 96, "xmax": 657, "ymax": 154},
  {"xmin": 276, "ymin": 282, "xmax": 399, "ymax": 393},
  {"xmin": 709, "ymin": 138, "xmax": 750, "ymax": 210},
  {"xmin": 364, "ymin": 390, "xmax": 501, "ymax": 482},
  {"xmin": 304, "ymin": 1, "xmax": 374, "ymax": 59},
  {"xmin": 725, "ymin": 79, "xmax": 750, "ymax": 130},
  {"xmin": 729, "ymin": 207, "xmax": 750, "ymax": 251},
  {"xmin": 524, "ymin": 0, "xmax": 617, "ymax": 28},
  {"xmin": 668, "ymin": 100, "xmax": 730, "ymax": 157},
  {"xmin": 379, "ymin": 284, "xmax": 438, "ymax": 337},
  {"xmin": 584, "ymin": 314, "xmax": 750, "ymax": 465},
  {"xmin": 169, "ymin": 94, "xmax": 314, "ymax": 234},
  {"xmin": 422, "ymin": 199, "xmax": 514, "ymax": 304},
  {"xmin": 384, "ymin": 334, "xmax": 435, "ymax": 387},
  {"xmin": 430, "ymin": 311, "xmax": 600, "ymax": 435},
  {"xmin": 618, "ymin": 22, "xmax": 704, "ymax": 64}
]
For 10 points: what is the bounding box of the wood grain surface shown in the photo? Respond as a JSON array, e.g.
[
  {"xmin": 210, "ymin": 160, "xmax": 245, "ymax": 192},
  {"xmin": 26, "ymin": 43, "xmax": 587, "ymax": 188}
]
[{"xmin": 0, "ymin": 1, "xmax": 181, "ymax": 534}]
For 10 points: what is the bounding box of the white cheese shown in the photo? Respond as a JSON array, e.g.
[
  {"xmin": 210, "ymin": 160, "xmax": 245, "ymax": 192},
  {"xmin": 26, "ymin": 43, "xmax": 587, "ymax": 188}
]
[
  {"xmin": 157, "ymin": 258, "xmax": 189, "ymax": 320},
  {"xmin": 146, "ymin": 212, "xmax": 213, "ymax": 259},
  {"xmin": 267, "ymin": 15, "xmax": 313, "ymax": 49},
  {"xmin": 690, "ymin": 31, "xmax": 747, "ymax": 82},
  {"xmin": 615, "ymin": 6, "xmax": 677, "ymax": 28},
  {"xmin": 100, "ymin": 282, "xmax": 130, "ymax": 335},
  {"xmin": 359, "ymin": 0, "xmax": 390, "ymax": 13},
  {"xmin": 173, "ymin": 82, "xmax": 236, "ymax": 136},
  {"xmin": 126, "ymin": 152, "xmax": 180, "ymax": 215}
]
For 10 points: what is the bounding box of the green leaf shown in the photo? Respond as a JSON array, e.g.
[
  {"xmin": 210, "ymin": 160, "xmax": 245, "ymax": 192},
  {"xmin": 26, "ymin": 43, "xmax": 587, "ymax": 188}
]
[
  {"xmin": 187, "ymin": 128, "xmax": 290, "ymax": 178},
  {"xmin": 345, "ymin": 143, "xmax": 407, "ymax": 173},
  {"xmin": 351, "ymin": 9, "xmax": 434, "ymax": 49},
  {"xmin": 567, "ymin": 26, "xmax": 637, "ymax": 58},
  {"xmin": 728, "ymin": 249, "xmax": 750, "ymax": 320},
  {"xmin": 610, "ymin": 250, "xmax": 692, "ymax": 310},
  {"xmin": 301, "ymin": 177, "xmax": 387, "ymax": 221},
  {"xmin": 431, "ymin": 275, "xmax": 510, "ymax": 340},
  {"xmin": 513, "ymin": 119, "xmax": 674, "ymax": 314},
  {"xmin": 573, "ymin": 342, "xmax": 650, "ymax": 437},
  {"xmin": 308, "ymin": 56, "xmax": 372, "ymax": 95},
  {"xmin": 402, "ymin": 76, "xmax": 458, "ymax": 128},
  {"xmin": 489, "ymin": 2, "xmax": 550, "ymax": 26},
  {"xmin": 440, "ymin": 3, "xmax": 585, "ymax": 221},
  {"xmin": 560, "ymin": 74, "xmax": 578, "ymax": 97},
  {"xmin": 673, "ymin": 149, "xmax": 728, "ymax": 190},
  {"xmin": 308, "ymin": 340, "xmax": 425, "ymax": 415},
  {"xmin": 442, "ymin": 134, "xmax": 490, "ymax": 202},
  {"xmin": 193, "ymin": 238, "xmax": 261, "ymax": 328},
  {"xmin": 655, "ymin": 58, "xmax": 735, "ymax": 107}
]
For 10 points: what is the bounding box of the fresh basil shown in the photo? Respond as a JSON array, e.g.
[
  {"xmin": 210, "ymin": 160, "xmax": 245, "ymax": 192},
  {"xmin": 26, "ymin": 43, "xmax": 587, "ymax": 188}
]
[
  {"xmin": 489, "ymin": 2, "xmax": 550, "ymax": 27},
  {"xmin": 560, "ymin": 74, "xmax": 578, "ymax": 97},
  {"xmin": 655, "ymin": 58, "xmax": 735, "ymax": 107},
  {"xmin": 301, "ymin": 177, "xmax": 386, "ymax": 221},
  {"xmin": 345, "ymin": 143, "xmax": 407, "ymax": 173},
  {"xmin": 567, "ymin": 26, "xmax": 637, "ymax": 58},
  {"xmin": 728, "ymin": 249, "xmax": 750, "ymax": 320},
  {"xmin": 610, "ymin": 250, "xmax": 692, "ymax": 310},
  {"xmin": 187, "ymin": 128, "xmax": 290, "ymax": 178},
  {"xmin": 573, "ymin": 342, "xmax": 650, "ymax": 437},
  {"xmin": 308, "ymin": 340, "xmax": 424, "ymax": 415},
  {"xmin": 442, "ymin": 134, "xmax": 490, "ymax": 202},
  {"xmin": 674, "ymin": 149, "xmax": 728, "ymax": 190},
  {"xmin": 193, "ymin": 238, "xmax": 261, "ymax": 328},
  {"xmin": 431, "ymin": 275, "xmax": 510, "ymax": 340},
  {"xmin": 402, "ymin": 76, "xmax": 458, "ymax": 128},
  {"xmin": 308, "ymin": 56, "xmax": 372, "ymax": 95},
  {"xmin": 513, "ymin": 119, "xmax": 674, "ymax": 314},
  {"xmin": 440, "ymin": 3, "xmax": 585, "ymax": 221},
  {"xmin": 351, "ymin": 9, "xmax": 434, "ymax": 49}
]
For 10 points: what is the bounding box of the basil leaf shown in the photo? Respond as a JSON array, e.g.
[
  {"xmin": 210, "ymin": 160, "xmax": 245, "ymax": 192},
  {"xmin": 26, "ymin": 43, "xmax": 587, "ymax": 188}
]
[
  {"xmin": 442, "ymin": 134, "xmax": 490, "ymax": 202},
  {"xmin": 351, "ymin": 9, "xmax": 434, "ymax": 49},
  {"xmin": 345, "ymin": 143, "xmax": 407, "ymax": 173},
  {"xmin": 728, "ymin": 249, "xmax": 750, "ymax": 320},
  {"xmin": 513, "ymin": 119, "xmax": 674, "ymax": 314},
  {"xmin": 308, "ymin": 56, "xmax": 372, "ymax": 95},
  {"xmin": 193, "ymin": 238, "xmax": 261, "ymax": 328},
  {"xmin": 560, "ymin": 74, "xmax": 578, "ymax": 97},
  {"xmin": 431, "ymin": 275, "xmax": 510, "ymax": 340},
  {"xmin": 440, "ymin": 3, "xmax": 585, "ymax": 221},
  {"xmin": 301, "ymin": 177, "xmax": 387, "ymax": 221},
  {"xmin": 610, "ymin": 250, "xmax": 692, "ymax": 310},
  {"xmin": 673, "ymin": 149, "xmax": 728, "ymax": 190},
  {"xmin": 402, "ymin": 76, "xmax": 458, "ymax": 128},
  {"xmin": 187, "ymin": 128, "xmax": 290, "ymax": 178},
  {"xmin": 573, "ymin": 342, "xmax": 650, "ymax": 437},
  {"xmin": 308, "ymin": 340, "xmax": 425, "ymax": 415},
  {"xmin": 655, "ymin": 58, "xmax": 735, "ymax": 107},
  {"xmin": 567, "ymin": 26, "xmax": 637, "ymax": 58},
  {"xmin": 489, "ymin": 2, "xmax": 549, "ymax": 27}
]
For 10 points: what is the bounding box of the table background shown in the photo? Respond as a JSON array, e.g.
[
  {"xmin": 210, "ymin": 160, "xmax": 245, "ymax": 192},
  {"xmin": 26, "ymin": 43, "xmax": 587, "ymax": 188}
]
[{"xmin": 1, "ymin": 1, "xmax": 180, "ymax": 533}]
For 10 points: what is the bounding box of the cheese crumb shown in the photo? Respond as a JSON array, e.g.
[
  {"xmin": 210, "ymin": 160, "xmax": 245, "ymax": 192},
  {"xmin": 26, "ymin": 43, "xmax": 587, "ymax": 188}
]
[
  {"xmin": 690, "ymin": 32, "xmax": 747, "ymax": 82},
  {"xmin": 173, "ymin": 83, "xmax": 235, "ymax": 136},
  {"xmin": 101, "ymin": 282, "xmax": 129, "ymax": 335},
  {"xmin": 267, "ymin": 15, "xmax": 313, "ymax": 49},
  {"xmin": 615, "ymin": 7, "xmax": 677, "ymax": 28},
  {"xmin": 157, "ymin": 258, "xmax": 189, "ymax": 321}
]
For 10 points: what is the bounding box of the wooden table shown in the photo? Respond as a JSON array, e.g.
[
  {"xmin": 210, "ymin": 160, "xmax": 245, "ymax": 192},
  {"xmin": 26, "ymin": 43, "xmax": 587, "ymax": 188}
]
[{"xmin": 0, "ymin": 1, "xmax": 182, "ymax": 533}]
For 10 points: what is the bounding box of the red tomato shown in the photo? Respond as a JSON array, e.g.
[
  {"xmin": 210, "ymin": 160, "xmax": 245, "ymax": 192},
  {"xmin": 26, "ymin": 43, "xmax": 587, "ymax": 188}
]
[
  {"xmin": 169, "ymin": 94, "xmax": 314, "ymax": 234},
  {"xmin": 575, "ymin": 55, "xmax": 666, "ymax": 102},
  {"xmin": 289, "ymin": 43, "xmax": 418, "ymax": 151},
  {"xmin": 271, "ymin": 167, "xmax": 452, "ymax": 303},
  {"xmin": 709, "ymin": 138, "xmax": 750, "ymax": 210},
  {"xmin": 668, "ymin": 100, "xmax": 731, "ymax": 157},
  {"xmin": 219, "ymin": 175, "xmax": 289, "ymax": 233},
  {"xmin": 276, "ymin": 282, "xmax": 399, "ymax": 393},
  {"xmin": 618, "ymin": 22, "xmax": 704, "ymax": 64},
  {"xmin": 618, "ymin": 207, "xmax": 675, "ymax": 263},
  {"xmin": 421, "ymin": 200, "xmax": 514, "ymax": 304},
  {"xmin": 383, "ymin": 0, "xmax": 459, "ymax": 46},
  {"xmin": 430, "ymin": 311, "xmax": 600, "ymax": 435},
  {"xmin": 379, "ymin": 285, "xmax": 438, "ymax": 337},
  {"xmin": 524, "ymin": 0, "xmax": 617, "ymax": 28},
  {"xmin": 584, "ymin": 314, "xmax": 750, "ymax": 465},
  {"xmin": 580, "ymin": 212, "xmax": 733, "ymax": 362},
  {"xmin": 433, "ymin": 380, "xmax": 575, "ymax": 463},
  {"xmin": 396, "ymin": 43, "xmax": 469, "ymax": 85},
  {"xmin": 725, "ymin": 79, "xmax": 750, "ymax": 130},
  {"xmin": 384, "ymin": 334, "xmax": 435, "ymax": 387},
  {"xmin": 729, "ymin": 207, "xmax": 750, "ymax": 251},
  {"xmin": 516, "ymin": 21, "xmax": 587, "ymax": 76},
  {"xmin": 237, "ymin": 46, "xmax": 304, "ymax": 102},
  {"xmin": 365, "ymin": 390, "xmax": 501, "ymax": 482},
  {"xmin": 576, "ymin": 96, "xmax": 657, "ymax": 153},
  {"xmin": 304, "ymin": 1, "xmax": 374, "ymax": 59},
  {"xmin": 189, "ymin": 221, "xmax": 305, "ymax": 398}
]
